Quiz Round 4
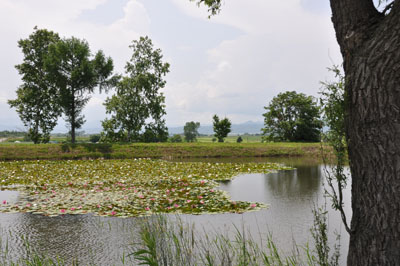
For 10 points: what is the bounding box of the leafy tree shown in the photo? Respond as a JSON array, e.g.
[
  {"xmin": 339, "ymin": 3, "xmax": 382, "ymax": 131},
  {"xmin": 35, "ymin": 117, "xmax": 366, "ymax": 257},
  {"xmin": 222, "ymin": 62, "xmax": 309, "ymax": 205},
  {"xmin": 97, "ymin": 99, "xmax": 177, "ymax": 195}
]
[
  {"xmin": 89, "ymin": 134, "xmax": 101, "ymax": 143},
  {"xmin": 262, "ymin": 91, "xmax": 322, "ymax": 142},
  {"xmin": 212, "ymin": 115, "xmax": 231, "ymax": 142},
  {"xmin": 236, "ymin": 136, "xmax": 243, "ymax": 143},
  {"xmin": 169, "ymin": 134, "xmax": 183, "ymax": 143},
  {"xmin": 8, "ymin": 27, "xmax": 61, "ymax": 144},
  {"xmin": 45, "ymin": 37, "xmax": 114, "ymax": 143},
  {"xmin": 183, "ymin": 121, "xmax": 200, "ymax": 142},
  {"xmin": 102, "ymin": 36, "xmax": 169, "ymax": 142},
  {"xmin": 193, "ymin": 0, "xmax": 400, "ymax": 264}
]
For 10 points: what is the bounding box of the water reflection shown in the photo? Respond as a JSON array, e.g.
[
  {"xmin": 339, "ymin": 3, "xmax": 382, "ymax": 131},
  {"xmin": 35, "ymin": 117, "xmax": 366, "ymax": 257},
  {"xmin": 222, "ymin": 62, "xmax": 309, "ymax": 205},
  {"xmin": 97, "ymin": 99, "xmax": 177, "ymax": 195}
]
[{"xmin": 0, "ymin": 158, "xmax": 350, "ymax": 265}]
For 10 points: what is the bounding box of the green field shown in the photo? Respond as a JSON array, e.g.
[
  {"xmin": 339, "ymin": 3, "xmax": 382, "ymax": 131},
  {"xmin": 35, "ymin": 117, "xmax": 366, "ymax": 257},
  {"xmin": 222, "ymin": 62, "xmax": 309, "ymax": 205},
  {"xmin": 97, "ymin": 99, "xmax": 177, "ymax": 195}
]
[
  {"xmin": 197, "ymin": 135, "xmax": 262, "ymax": 143},
  {"xmin": 0, "ymin": 141, "xmax": 327, "ymax": 161}
]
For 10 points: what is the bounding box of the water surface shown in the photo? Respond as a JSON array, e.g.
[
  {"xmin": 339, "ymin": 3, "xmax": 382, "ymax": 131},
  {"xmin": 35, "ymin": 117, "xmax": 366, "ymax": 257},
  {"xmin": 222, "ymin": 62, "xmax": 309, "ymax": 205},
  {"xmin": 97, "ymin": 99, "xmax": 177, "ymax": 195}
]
[{"xmin": 0, "ymin": 157, "xmax": 351, "ymax": 265}]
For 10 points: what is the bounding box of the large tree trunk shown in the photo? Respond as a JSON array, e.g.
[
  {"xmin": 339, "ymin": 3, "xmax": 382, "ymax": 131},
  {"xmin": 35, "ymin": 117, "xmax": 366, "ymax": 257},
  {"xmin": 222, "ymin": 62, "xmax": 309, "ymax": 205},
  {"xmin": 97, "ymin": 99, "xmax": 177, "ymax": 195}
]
[{"xmin": 330, "ymin": 0, "xmax": 400, "ymax": 264}]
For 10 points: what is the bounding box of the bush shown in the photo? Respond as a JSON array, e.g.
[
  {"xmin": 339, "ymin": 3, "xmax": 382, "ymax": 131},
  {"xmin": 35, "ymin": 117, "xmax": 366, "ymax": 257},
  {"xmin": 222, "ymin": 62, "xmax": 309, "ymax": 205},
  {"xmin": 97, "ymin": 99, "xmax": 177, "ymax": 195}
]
[
  {"xmin": 236, "ymin": 136, "xmax": 243, "ymax": 143},
  {"xmin": 169, "ymin": 134, "xmax": 183, "ymax": 143},
  {"xmin": 89, "ymin": 134, "xmax": 101, "ymax": 143}
]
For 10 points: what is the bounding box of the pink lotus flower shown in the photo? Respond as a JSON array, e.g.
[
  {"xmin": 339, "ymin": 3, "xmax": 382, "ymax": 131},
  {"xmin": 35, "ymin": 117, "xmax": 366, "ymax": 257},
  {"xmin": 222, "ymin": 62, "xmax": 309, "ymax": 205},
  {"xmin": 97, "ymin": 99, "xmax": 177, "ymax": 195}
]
[
  {"xmin": 110, "ymin": 211, "xmax": 116, "ymax": 216},
  {"xmin": 168, "ymin": 199, "xmax": 173, "ymax": 203},
  {"xmin": 200, "ymin": 180, "xmax": 206, "ymax": 184},
  {"xmin": 250, "ymin": 203, "xmax": 257, "ymax": 208},
  {"xmin": 78, "ymin": 206, "xmax": 82, "ymax": 209},
  {"xmin": 200, "ymin": 200, "xmax": 204, "ymax": 204},
  {"xmin": 174, "ymin": 204, "xmax": 179, "ymax": 208},
  {"xmin": 60, "ymin": 209, "xmax": 66, "ymax": 213},
  {"xmin": 145, "ymin": 207, "xmax": 150, "ymax": 211},
  {"xmin": 210, "ymin": 189, "xmax": 215, "ymax": 193},
  {"xmin": 187, "ymin": 200, "xmax": 192, "ymax": 203},
  {"xmin": 70, "ymin": 207, "xmax": 76, "ymax": 211},
  {"xmin": 2, "ymin": 200, "xmax": 7, "ymax": 204},
  {"xmin": 171, "ymin": 188, "xmax": 175, "ymax": 192},
  {"xmin": 151, "ymin": 198, "xmax": 155, "ymax": 201},
  {"xmin": 96, "ymin": 204, "xmax": 101, "ymax": 208},
  {"xmin": 139, "ymin": 195, "xmax": 144, "ymax": 199},
  {"xmin": 26, "ymin": 203, "xmax": 32, "ymax": 207},
  {"xmin": 198, "ymin": 196, "xmax": 203, "ymax": 199}
]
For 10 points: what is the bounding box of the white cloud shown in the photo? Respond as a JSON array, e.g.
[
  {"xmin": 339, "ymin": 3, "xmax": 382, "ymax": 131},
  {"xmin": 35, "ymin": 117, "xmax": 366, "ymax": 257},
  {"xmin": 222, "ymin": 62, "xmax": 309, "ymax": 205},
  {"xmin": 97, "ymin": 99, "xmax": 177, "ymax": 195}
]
[
  {"xmin": 0, "ymin": 0, "xmax": 151, "ymax": 129},
  {"xmin": 166, "ymin": 0, "xmax": 342, "ymax": 126},
  {"xmin": 0, "ymin": 0, "xmax": 342, "ymax": 130}
]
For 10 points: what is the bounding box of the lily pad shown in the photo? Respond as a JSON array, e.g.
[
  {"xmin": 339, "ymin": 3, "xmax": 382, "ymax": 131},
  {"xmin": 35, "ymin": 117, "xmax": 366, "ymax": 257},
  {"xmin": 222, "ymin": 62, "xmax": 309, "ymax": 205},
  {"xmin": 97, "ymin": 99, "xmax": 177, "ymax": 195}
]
[{"xmin": 0, "ymin": 159, "xmax": 291, "ymax": 217}]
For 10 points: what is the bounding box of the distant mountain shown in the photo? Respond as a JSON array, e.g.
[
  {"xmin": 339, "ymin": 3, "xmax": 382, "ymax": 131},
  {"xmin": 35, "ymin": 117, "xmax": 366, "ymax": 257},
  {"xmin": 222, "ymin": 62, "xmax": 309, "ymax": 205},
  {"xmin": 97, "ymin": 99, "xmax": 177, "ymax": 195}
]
[{"xmin": 169, "ymin": 121, "xmax": 264, "ymax": 135}]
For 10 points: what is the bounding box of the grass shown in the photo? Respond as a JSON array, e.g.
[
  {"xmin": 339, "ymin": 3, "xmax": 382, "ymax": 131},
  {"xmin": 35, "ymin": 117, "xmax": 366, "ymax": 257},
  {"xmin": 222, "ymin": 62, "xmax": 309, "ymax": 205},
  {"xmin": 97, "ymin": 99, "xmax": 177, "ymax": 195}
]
[
  {"xmin": 0, "ymin": 212, "xmax": 340, "ymax": 266},
  {"xmin": 0, "ymin": 142, "xmax": 327, "ymax": 161},
  {"xmin": 130, "ymin": 213, "xmax": 341, "ymax": 266},
  {"xmin": 197, "ymin": 135, "xmax": 263, "ymax": 143}
]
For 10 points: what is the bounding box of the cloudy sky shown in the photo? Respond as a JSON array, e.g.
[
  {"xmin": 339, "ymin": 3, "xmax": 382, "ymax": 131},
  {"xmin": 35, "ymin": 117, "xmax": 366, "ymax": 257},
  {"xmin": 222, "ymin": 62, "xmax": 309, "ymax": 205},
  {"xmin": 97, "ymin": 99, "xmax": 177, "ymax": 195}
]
[{"xmin": 0, "ymin": 0, "xmax": 342, "ymax": 132}]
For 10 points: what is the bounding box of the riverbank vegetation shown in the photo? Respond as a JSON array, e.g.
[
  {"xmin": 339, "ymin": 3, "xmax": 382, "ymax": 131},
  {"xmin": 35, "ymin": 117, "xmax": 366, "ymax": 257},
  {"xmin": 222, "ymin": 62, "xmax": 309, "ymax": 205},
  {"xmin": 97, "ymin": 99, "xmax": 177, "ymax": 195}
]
[{"xmin": 0, "ymin": 142, "xmax": 327, "ymax": 161}]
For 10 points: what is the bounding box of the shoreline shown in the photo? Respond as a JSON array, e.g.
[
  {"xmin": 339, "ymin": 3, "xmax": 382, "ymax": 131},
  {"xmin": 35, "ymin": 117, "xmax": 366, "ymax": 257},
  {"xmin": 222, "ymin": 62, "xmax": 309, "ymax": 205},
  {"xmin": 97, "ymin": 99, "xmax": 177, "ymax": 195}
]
[{"xmin": 0, "ymin": 142, "xmax": 332, "ymax": 161}]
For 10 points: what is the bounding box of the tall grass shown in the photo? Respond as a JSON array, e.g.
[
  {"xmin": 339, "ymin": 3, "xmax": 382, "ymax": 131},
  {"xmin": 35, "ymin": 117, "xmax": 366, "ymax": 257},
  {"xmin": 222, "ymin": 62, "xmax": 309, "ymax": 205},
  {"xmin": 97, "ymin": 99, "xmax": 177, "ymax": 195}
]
[
  {"xmin": 130, "ymin": 207, "xmax": 341, "ymax": 266},
  {"xmin": 0, "ymin": 207, "xmax": 340, "ymax": 265}
]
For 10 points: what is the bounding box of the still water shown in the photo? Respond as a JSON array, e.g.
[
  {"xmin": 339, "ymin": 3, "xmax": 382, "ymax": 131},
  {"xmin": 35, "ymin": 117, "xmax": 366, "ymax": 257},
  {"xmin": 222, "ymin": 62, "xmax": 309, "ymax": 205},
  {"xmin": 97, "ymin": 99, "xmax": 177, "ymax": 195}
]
[{"xmin": 0, "ymin": 157, "xmax": 351, "ymax": 265}]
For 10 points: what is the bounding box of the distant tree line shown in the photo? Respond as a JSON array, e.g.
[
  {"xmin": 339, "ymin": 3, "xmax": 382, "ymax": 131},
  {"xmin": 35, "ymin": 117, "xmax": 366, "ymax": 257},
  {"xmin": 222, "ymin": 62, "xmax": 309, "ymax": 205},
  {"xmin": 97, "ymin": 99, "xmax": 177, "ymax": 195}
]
[
  {"xmin": 9, "ymin": 28, "xmax": 168, "ymax": 144},
  {"xmin": 0, "ymin": 131, "xmax": 27, "ymax": 138}
]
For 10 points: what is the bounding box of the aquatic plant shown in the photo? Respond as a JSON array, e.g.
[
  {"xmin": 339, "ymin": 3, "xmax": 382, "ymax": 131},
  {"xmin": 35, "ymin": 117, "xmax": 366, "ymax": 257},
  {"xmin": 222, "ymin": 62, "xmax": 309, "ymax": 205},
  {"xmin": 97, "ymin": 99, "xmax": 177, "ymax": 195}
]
[{"xmin": 0, "ymin": 159, "xmax": 291, "ymax": 217}]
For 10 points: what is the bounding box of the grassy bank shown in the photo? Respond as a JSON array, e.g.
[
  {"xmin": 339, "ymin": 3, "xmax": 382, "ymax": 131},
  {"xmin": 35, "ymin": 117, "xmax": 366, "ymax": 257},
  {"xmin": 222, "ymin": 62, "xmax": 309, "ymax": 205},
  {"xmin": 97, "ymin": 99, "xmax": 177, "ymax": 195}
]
[{"xmin": 0, "ymin": 142, "xmax": 327, "ymax": 161}]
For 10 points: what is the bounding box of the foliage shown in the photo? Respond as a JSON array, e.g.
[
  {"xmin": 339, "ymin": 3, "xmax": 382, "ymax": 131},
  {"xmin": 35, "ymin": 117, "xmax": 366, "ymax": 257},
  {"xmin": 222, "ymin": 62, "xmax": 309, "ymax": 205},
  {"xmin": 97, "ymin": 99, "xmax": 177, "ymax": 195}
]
[
  {"xmin": 0, "ymin": 131, "xmax": 26, "ymax": 138},
  {"xmin": 8, "ymin": 27, "xmax": 61, "ymax": 144},
  {"xmin": 310, "ymin": 204, "xmax": 341, "ymax": 266},
  {"xmin": 169, "ymin": 134, "xmax": 183, "ymax": 143},
  {"xmin": 0, "ymin": 142, "xmax": 325, "ymax": 161},
  {"xmin": 183, "ymin": 121, "xmax": 200, "ymax": 142},
  {"xmin": 320, "ymin": 66, "xmax": 351, "ymax": 234},
  {"xmin": 0, "ymin": 159, "xmax": 291, "ymax": 217},
  {"xmin": 45, "ymin": 37, "xmax": 114, "ymax": 143},
  {"xmin": 262, "ymin": 91, "xmax": 322, "ymax": 142},
  {"xmin": 212, "ymin": 115, "xmax": 231, "ymax": 142},
  {"xmin": 191, "ymin": 0, "xmax": 222, "ymax": 16},
  {"xmin": 89, "ymin": 134, "xmax": 101, "ymax": 143},
  {"xmin": 101, "ymin": 36, "xmax": 169, "ymax": 143},
  {"xmin": 236, "ymin": 136, "xmax": 243, "ymax": 143}
]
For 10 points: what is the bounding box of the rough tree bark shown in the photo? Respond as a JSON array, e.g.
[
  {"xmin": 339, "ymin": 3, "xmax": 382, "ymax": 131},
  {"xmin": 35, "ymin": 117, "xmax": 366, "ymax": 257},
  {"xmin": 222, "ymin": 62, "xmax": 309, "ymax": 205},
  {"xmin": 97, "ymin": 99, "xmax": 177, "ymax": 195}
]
[{"xmin": 330, "ymin": 0, "xmax": 400, "ymax": 264}]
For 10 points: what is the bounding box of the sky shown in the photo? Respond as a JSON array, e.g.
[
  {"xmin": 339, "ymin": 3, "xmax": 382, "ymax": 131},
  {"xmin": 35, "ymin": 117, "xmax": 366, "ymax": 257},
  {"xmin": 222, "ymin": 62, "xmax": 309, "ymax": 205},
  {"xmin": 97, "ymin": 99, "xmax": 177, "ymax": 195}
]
[{"xmin": 0, "ymin": 0, "xmax": 342, "ymax": 132}]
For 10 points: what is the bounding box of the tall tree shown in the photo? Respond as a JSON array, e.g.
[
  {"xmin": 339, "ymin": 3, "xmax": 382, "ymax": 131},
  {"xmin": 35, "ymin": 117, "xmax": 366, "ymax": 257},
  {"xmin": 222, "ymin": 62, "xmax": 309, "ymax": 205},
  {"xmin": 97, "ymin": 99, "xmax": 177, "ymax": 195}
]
[
  {"xmin": 102, "ymin": 36, "xmax": 169, "ymax": 143},
  {"xmin": 45, "ymin": 37, "xmax": 114, "ymax": 143},
  {"xmin": 194, "ymin": 0, "xmax": 400, "ymax": 264},
  {"xmin": 8, "ymin": 27, "xmax": 61, "ymax": 143},
  {"xmin": 213, "ymin": 115, "xmax": 231, "ymax": 142},
  {"xmin": 263, "ymin": 91, "xmax": 322, "ymax": 142},
  {"xmin": 184, "ymin": 121, "xmax": 200, "ymax": 142}
]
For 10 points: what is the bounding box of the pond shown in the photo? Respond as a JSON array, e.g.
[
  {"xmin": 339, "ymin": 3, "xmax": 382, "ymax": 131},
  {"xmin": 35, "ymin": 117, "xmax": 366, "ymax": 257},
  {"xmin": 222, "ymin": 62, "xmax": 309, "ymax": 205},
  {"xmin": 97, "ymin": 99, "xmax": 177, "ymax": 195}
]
[{"xmin": 0, "ymin": 157, "xmax": 351, "ymax": 265}]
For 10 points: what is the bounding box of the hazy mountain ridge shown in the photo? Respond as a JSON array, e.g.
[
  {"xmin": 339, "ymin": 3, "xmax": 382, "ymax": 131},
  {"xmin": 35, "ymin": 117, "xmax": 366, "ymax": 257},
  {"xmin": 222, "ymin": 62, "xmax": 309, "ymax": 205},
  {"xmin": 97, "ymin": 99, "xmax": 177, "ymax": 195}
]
[{"xmin": 168, "ymin": 121, "xmax": 264, "ymax": 135}]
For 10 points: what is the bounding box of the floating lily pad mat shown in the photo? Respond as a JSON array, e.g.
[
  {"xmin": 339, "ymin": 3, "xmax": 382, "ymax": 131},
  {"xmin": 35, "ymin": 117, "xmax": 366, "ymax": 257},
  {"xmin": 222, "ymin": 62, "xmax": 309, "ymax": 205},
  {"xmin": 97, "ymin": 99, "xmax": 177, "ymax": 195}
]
[{"xmin": 0, "ymin": 159, "xmax": 292, "ymax": 217}]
